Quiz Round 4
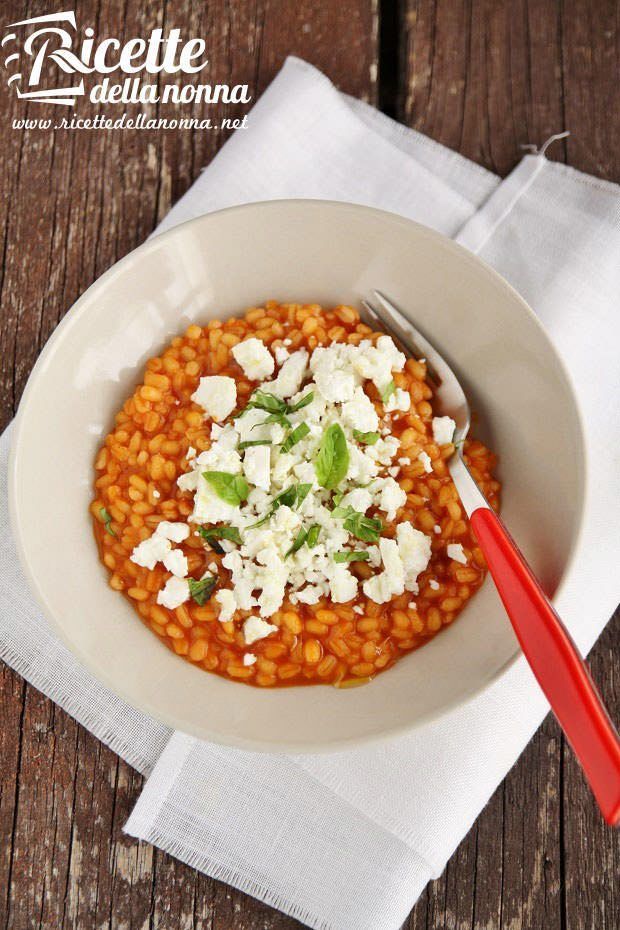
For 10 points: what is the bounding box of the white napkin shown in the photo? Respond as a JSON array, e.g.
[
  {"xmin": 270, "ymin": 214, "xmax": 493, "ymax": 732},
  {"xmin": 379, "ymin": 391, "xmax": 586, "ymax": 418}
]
[{"xmin": 2, "ymin": 57, "xmax": 619, "ymax": 930}]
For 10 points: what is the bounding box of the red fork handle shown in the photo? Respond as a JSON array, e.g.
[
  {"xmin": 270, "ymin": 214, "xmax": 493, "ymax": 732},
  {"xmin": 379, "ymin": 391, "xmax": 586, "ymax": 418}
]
[{"xmin": 470, "ymin": 507, "xmax": 620, "ymax": 826}]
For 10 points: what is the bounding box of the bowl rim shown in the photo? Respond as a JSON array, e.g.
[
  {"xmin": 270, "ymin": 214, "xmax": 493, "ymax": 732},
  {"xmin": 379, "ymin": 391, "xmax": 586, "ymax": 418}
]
[{"xmin": 7, "ymin": 198, "xmax": 589, "ymax": 752}]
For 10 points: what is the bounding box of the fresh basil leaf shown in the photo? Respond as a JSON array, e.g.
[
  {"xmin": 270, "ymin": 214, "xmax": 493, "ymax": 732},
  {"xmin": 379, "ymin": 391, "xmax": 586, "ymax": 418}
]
[
  {"xmin": 188, "ymin": 575, "xmax": 218, "ymax": 606},
  {"xmin": 203, "ymin": 471, "xmax": 249, "ymax": 506},
  {"xmin": 314, "ymin": 423, "xmax": 349, "ymax": 490},
  {"xmin": 333, "ymin": 550, "xmax": 370, "ymax": 563},
  {"xmin": 305, "ymin": 524, "xmax": 321, "ymax": 548},
  {"xmin": 281, "ymin": 422, "xmax": 310, "ymax": 453},
  {"xmin": 288, "ymin": 391, "xmax": 314, "ymax": 412},
  {"xmin": 343, "ymin": 511, "xmax": 383, "ymax": 543},
  {"xmin": 238, "ymin": 439, "xmax": 272, "ymax": 451},
  {"xmin": 285, "ymin": 527, "xmax": 308, "ymax": 558},
  {"xmin": 353, "ymin": 429, "xmax": 380, "ymax": 445},
  {"xmin": 380, "ymin": 380, "xmax": 396, "ymax": 403},
  {"xmin": 99, "ymin": 507, "xmax": 117, "ymax": 537},
  {"xmin": 198, "ymin": 524, "xmax": 242, "ymax": 553}
]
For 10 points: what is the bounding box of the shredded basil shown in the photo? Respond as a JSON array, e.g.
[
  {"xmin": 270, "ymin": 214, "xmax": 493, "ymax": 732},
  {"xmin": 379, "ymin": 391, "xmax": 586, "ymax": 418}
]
[
  {"xmin": 314, "ymin": 423, "xmax": 349, "ymax": 490},
  {"xmin": 353, "ymin": 429, "xmax": 380, "ymax": 445},
  {"xmin": 281, "ymin": 422, "xmax": 310, "ymax": 453},
  {"xmin": 380, "ymin": 380, "xmax": 396, "ymax": 403},
  {"xmin": 238, "ymin": 439, "xmax": 272, "ymax": 451},
  {"xmin": 305, "ymin": 524, "xmax": 321, "ymax": 548},
  {"xmin": 188, "ymin": 575, "xmax": 218, "ymax": 606},
  {"xmin": 99, "ymin": 507, "xmax": 116, "ymax": 537},
  {"xmin": 202, "ymin": 471, "xmax": 249, "ymax": 506},
  {"xmin": 285, "ymin": 527, "xmax": 308, "ymax": 558},
  {"xmin": 333, "ymin": 550, "xmax": 370, "ymax": 563},
  {"xmin": 197, "ymin": 524, "xmax": 242, "ymax": 553},
  {"xmin": 342, "ymin": 511, "xmax": 383, "ymax": 543},
  {"xmin": 249, "ymin": 483, "xmax": 312, "ymax": 528},
  {"xmin": 288, "ymin": 391, "xmax": 314, "ymax": 412}
]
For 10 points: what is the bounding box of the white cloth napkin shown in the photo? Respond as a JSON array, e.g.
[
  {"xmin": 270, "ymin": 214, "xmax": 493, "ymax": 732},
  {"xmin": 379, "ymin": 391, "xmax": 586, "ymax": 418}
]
[{"xmin": 1, "ymin": 57, "xmax": 619, "ymax": 930}]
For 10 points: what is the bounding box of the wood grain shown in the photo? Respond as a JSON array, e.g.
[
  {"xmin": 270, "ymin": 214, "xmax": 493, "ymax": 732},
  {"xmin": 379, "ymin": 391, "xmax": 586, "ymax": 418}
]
[{"xmin": 0, "ymin": 1, "xmax": 618, "ymax": 928}]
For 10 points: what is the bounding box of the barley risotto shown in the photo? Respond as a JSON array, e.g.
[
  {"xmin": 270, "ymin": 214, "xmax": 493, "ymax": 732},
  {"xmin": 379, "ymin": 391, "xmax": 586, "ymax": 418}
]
[{"xmin": 91, "ymin": 302, "xmax": 499, "ymax": 688}]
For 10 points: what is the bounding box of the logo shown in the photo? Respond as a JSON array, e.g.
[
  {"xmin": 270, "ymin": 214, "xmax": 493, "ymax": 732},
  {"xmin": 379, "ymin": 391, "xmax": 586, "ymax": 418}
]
[{"xmin": 2, "ymin": 10, "xmax": 251, "ymax": 107}]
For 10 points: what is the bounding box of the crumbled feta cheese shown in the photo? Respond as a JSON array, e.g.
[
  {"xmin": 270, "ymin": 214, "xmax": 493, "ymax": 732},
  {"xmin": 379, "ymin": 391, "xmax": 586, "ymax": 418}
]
[
  {"xmin": 363, "ymin": 538, "xmax": 405, "ymax": 604},
  {"xmin": 215, "ymin": 588, "xmax": 237, "ymax": 622},
  {"xmin": 373, "ymin": 477, "xmax": 407, "ymax": 521},
  {"xmin": 157, "ymin": 576, "xmax": 190, "ymax": 609},
  {"xmin": 408, "ymin": 601, "xmax": 417, "ymax": 610},
  {"xmin": 264, "ymin": 349, "xmax": 308, "ymax": 398},
  {"xmin": 429, "ymin": 579, "xmax": 440, "ymax": 590},
  {"xmin": 131, "ymin": 534, "xmax": 170, "ymax": 570},
  {"xmin": 156, "ymin": 521, "xmax": 190, "ymax": 543},
  {"xmin": 243, "ymin": 653, "xmax": 257, "ymax": 666},
  {"xmin": 243, "ymin": 615, "xmax": 278, "ymax": 645},
  {"xmin": 162, "ymin": 549, "xmax": 188, "ymax": 578},
  {"xmin": 243, "ymin": 445, "xmax": 271, "ymax": 491},
  {"xmin": 396, "ymin": 522, "xmax": 432, "ymax": 592},
  {"xmin": 296, "ymin": 585, "xmax": 323, "ymax": 605},
  {"xmin": 418, "ymin": 451, "xmax": 433, "ymax": 473},
  {"xmin": 152, "ymin": 488, "xmax": 161, "ymax": 499},
  {"xmin": 388, "ymin": 466, "xmax": 400, "ymax": 478},
  {"xmin": 433, "ymin": 524, "xmax": 441, "ymax": 535},
  {"xmin": 385, "ymin": 387, "xmax": 411, "ymax": 413},
  {"xmin": 208, "ymin": 561, "xmax": 218, "ymax": 573},
  {"xmin": 232, "ymin": 338, "xmax": 275, "ymax": 381},
  {"xmin": 447, "ymin": 543, "xmax": 467, "ymax": 564},
  {"xmin": 340, "ymin": 487, "xmax": 373, "ymax": 514},
  {"xmin": 341, "ymin": 387, "xmax": 379, "ymax": 433},
  {"xmin": 432, "ymin": 416, "xmax": 456, "ymax": 445},
  {"xmin": 327, "ymin": 564, "xmax": 358, "ymax": 603},
  {"xmin": 191, "ymin": 376, "xmax": 237, "ymax": 422},
  {"xmin": 398, "ymin": 457, "xmax": 411, "ymax": 466},
  {"xmin": 274, "ymin": 344, "xmax": 290, "ymax": 365},
  {"xmin": 353, "ymin": 605, "xmax": 364, "ymax": 615},
  {"xmin": 186, "ymin": 446, "xmax": 196, "ymax": 460},
  {"xmin": 376, "ymin": 334, "xmax": 406, "ymax": 372}
]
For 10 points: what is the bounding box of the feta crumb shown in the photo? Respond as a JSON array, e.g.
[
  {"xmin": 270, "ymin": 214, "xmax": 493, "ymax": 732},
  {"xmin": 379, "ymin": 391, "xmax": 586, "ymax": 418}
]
[
  {"xmin": 264, "ymin": 349, "xmax": 308, "ymax": 398},
  {"xmin": 215, "ymin": 588, "xmax": 237, "ymax": 622},
  {"xmin": 157, "ymin": 576, "xmax": 190, "ymax": 609},
  {"xmin": 385, "ymin": 387, "xmax": 411, "ymax": 413},
  {"xmin": 232, "ymin": 338, "xmax": 275, "ymax": 381},
  {"xmin": 432, "ymin": 416, "xmax": 456, "ymax": 445},
  {"xmin": 152, "ymin": 488, "xmax": 161, "ymax": 499},
  {"xmin": 243, "ymin": 615, "xmax": 278, "ymax": 645},
  {"xmin": 408, "ymin": 601, "xmax": 417, "ymax": 610},
  {"xmin": 162, "ymin": 549, "xmax": 189, "ymax": 578},
  {"xmin": 186, "ymin": 446, "xmax": 196, "ymax": 460},
  {"xmin": 398, "ymin": 457, "xmax": 411, "ymax": 466},
  {"xmin": 131, "ymin": 534, "xmax": 170, "ymax": 570},
  {"xmin": 208, "ymin": 561, "xmax": 218, "ymax": 573},
  {"xmin": 353, "ymin": 605, "xmax": 364, "ymax": 615},
  {"xmin": 243, "ymin": 653, "xmax": 257, "ymax": 666},
  {"xmin": 156, "ymin": 521, "xmax": 190, "ymax": 543},
  {"xmin": 374, "ymin": 477, "xmax": 407, "ymax": 521},
  {"xmin": 418, "ymin": 451, "xmax": 433, "ymax": 473},
  {"xmin": 296, "ymin": 585, "xmax": 323, "ymax": 605},
  {"xmin": 243, "ymin": 445, "xmax": 271, "ymax": 491},
  {"xmin": 434, "ymin": 524, "xmax": 441, "ymax": 535},
  {"xmin": 388, "ymin": 466, "xmax": 400, "ymax": 478},
  {"xmin": 274, "ymin": 344, "xmax": 290, "ymax": 365},
  {"xmin": 191, "ymin": 375, "xmax": 237, "ymax": 421},
  {"xmin": 429, "ymin": 579, "xmax": 440, "ymax": 590},
  {"xmin": 396, "ymin": 522, "xmax": 432, "ymax": 592},
  {"xmin": 447, "ymin": 543, "xmax": 468, "ymax": 564}
]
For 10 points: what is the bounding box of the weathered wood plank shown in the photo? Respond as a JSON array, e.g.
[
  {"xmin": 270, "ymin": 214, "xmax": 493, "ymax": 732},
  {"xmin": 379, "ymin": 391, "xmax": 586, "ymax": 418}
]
[
  {"xmin": 0, "ymin": 1, "xmax": 375, "ymax": 929},
  {"xmin": 402, "ymin": 3, "xmax": 620, "ymax": 930}
]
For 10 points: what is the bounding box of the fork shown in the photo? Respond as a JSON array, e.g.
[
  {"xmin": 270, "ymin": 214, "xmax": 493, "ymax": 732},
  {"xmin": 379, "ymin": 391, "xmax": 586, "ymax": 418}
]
[{"xmin": 362, "ymin": 289, "xmax": 620, "ymax": 826}]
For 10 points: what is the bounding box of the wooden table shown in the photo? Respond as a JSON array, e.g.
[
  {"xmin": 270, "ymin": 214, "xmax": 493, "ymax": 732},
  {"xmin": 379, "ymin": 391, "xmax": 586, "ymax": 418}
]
[{"xmin": 1, "ymin": 2, "xmax": 618, "ymax": 927}]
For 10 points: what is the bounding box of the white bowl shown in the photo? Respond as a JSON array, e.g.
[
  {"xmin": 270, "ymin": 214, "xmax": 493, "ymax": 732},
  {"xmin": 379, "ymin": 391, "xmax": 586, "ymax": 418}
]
[{"xmin": 8, "ymin": 201, "xmax": 586, "ymax": 752}]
